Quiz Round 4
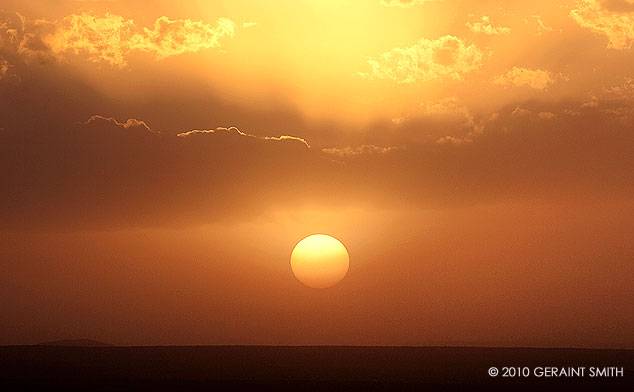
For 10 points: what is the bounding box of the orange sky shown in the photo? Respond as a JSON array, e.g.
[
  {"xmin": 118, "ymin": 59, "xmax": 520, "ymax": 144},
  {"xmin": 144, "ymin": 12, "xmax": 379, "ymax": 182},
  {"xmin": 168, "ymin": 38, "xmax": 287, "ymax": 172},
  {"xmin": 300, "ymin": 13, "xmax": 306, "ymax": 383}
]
[{"xmin": 1, "ymin": 0, "xmax": 633, "ymax": 347}]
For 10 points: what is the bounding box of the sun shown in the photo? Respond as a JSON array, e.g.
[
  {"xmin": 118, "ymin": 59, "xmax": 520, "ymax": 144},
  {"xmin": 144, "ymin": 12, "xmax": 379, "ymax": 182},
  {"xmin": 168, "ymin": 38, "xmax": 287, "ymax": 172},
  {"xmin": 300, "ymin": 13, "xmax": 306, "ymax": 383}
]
[{"xmin": 290, "ymin": 234, "xmax": 350, "ymax": 289}]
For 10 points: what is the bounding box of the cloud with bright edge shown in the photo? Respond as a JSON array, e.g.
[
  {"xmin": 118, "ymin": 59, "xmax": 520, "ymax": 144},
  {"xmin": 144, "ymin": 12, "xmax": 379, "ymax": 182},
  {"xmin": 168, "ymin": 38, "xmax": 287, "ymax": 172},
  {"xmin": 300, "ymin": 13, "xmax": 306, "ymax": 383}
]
[
  {"xmin": 83, "ymin": 115, "xmax": 154, "ymax": 133},
  {"xmin": 177, "ymin": 126, "xmax": 310, "ymax": 148},
  {"xmin": 365, "ymin": 35, "xmax": 483, "ymax": 84},
  {"xmin": 512, "ymin": 106, "xmax": 531, "ymax": 117}
]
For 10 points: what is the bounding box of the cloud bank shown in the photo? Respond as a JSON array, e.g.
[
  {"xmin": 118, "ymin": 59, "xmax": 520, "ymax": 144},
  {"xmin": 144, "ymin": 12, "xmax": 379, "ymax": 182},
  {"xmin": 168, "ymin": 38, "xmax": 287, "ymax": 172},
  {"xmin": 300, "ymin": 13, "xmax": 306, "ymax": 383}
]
[{"xmin": 2, "ymin": 98, "xmax": 633, "ymax": 229}]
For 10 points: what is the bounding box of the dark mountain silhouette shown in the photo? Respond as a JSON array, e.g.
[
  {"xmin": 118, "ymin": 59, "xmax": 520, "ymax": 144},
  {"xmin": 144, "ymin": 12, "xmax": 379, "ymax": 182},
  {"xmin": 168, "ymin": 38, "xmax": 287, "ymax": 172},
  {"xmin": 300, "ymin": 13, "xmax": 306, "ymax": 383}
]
[
  {"xmin": 37, "ymin": 339, "xmax": 113, "ymax": 347},
  {"xmin": 0, "ymin": 346, "xmax": 631, "ymax": 391}
]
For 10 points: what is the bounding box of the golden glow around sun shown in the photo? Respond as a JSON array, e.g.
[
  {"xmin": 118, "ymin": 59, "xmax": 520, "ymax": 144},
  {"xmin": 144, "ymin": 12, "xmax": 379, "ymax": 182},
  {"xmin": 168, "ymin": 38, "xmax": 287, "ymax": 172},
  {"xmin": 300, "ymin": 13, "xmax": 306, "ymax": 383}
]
[{"xmin": 290, "ymin": 234, "xmax": 350, "ymax": 289}]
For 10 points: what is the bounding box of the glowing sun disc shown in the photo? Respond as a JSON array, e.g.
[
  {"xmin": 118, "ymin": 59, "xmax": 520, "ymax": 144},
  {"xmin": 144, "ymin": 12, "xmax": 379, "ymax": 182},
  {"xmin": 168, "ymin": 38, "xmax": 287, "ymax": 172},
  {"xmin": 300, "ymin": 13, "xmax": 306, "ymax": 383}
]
[{"xmin": 290, "ymin": 234, "xmax": 350, "ymax": 289}]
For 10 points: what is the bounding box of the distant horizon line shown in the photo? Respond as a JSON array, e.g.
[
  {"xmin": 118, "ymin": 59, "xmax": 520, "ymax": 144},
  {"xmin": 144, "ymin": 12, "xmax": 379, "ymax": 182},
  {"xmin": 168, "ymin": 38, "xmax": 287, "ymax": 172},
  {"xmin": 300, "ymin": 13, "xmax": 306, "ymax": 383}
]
[{"xmin": 6, "ymin": 342, "xmax": 633, "ymax": 351}]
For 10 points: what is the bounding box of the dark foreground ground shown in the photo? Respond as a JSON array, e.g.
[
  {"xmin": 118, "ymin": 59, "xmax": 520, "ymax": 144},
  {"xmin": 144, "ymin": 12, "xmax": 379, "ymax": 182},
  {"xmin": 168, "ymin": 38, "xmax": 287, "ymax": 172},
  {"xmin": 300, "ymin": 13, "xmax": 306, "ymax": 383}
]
[{"xmin": 1, "ymin": 346, "xmax": 632, "ymax": 391}]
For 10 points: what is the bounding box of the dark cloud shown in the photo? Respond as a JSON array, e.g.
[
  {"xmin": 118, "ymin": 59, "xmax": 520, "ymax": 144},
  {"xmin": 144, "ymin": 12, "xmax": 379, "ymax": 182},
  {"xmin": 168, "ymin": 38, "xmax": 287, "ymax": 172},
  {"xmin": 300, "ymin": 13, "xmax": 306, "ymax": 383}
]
[
  {"xmin": 0, "ymin": 114, "xmax": 329, "ymax": 229},
  {"xmin": 602, "ymin": 0, "xmax": 634, "ymax": 13}
]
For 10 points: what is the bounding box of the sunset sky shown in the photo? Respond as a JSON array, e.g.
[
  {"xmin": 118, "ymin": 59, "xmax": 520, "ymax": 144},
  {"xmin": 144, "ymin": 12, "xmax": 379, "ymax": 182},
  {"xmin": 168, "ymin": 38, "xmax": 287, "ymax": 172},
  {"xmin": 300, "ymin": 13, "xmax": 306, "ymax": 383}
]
[{"xmin": 1, "ymin": 0, "xmax": 633, "ymax": 347}]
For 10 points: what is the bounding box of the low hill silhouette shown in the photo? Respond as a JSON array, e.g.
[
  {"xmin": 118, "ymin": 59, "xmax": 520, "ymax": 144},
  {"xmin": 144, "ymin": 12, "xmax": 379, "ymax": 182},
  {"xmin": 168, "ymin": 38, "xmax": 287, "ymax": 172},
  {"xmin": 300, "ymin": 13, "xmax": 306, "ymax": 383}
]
[{"xmin": 37, "ymin": 339, "xmax": 113, "ymax": 347}]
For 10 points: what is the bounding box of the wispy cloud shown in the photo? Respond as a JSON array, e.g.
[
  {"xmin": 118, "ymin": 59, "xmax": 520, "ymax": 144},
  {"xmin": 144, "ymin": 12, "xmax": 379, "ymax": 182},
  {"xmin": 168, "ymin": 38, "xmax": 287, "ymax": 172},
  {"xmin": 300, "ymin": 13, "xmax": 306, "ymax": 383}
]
[
  {"xmin": 322, "ymin": 144, "xmax": 403, "ymax": 157},
  {"xmin": 571, "ymin": 0, "xmax": 634, "ymax": 49},
  {"xmin": 466, "ymin": 16, "xmax": 510, "ymax": 35},
  {"xmin": 493, "ymin": 67, "xmax": 555, "ymax": 90},
  {"xmin": 0, "ymin": 58, "xmax": 8, "ymax": 79}
]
